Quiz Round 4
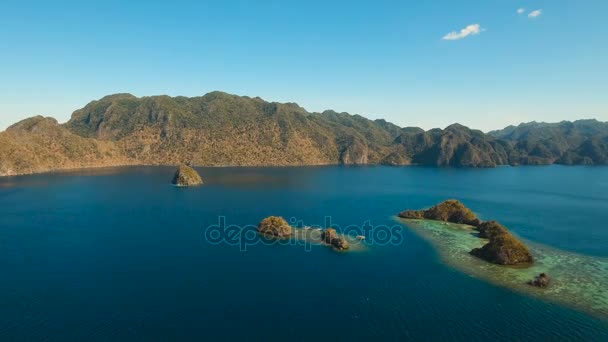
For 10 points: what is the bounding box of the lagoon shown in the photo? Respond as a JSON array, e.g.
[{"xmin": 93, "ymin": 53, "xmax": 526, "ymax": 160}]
[{"xmin": 1, "ymin": 165, "xmax": 607, "ymax": 340}]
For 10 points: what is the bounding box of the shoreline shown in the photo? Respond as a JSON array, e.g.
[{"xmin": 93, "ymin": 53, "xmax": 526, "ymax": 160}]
[{"xmin": 2, "ymin": 162, "xmax": 607, "ymax": 179}]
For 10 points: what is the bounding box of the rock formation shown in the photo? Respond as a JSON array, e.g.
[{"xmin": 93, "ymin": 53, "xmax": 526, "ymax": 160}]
[
  {"xmin": 338, "ymin": 135, "xmax": 369, "ymax": 165},
  {"xmin": 469, "ymin": 229, "xmax": 533, "ymax": 265},
  {"xmin": 171, "ymin": 165, "xmax": 203, "ymax": 186},
  {"xmin": 475, "ymin": 220, "xmax": 508, "ymax": 238},
  {"xmin": 398, "ymin": 199, "xmax": 481, "ymax": 226},
  {"xmin": 257, "ymin": 216, "xmax": 292, "ymax": 238},
  {"xmin": 527, "ymin": 273, "xmax": 551, "ymax": 288},
  {"xmin": 399, "ymin": 201, "xmax": 533, "ymax": 266},
  {"xmin": 321, "ymin": 228, "xmax": 350, "ymax": 250}
]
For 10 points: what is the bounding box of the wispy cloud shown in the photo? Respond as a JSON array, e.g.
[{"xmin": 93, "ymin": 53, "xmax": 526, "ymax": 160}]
[
  {"xmin": 528, "ymin": 9, "xmax": 542, "ymax": 18},
  {"xmin": 442, "ymin": 24, "xmax": 484, "ymax": 41},
  {"xmin": 517, "ymin": 8, "xmax": 525, "ymax": 14}
]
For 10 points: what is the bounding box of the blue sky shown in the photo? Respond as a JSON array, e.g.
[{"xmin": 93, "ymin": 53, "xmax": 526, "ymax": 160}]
[{"xmin": 1, "ymin": 0, "xmax": 607, "ymax": 131}]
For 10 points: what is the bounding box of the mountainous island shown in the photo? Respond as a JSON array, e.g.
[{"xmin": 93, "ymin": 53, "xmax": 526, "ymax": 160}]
[{"xmin": 1, "ymin": 91, "xmax": 607, "ymax": 176}]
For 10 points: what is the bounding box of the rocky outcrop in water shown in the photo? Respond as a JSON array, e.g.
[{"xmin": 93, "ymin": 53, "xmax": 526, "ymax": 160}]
[
  {"xmin": 470, "ymin": 221, "xmax": 532, "ymax": 265},
  {"xmin": 257, "ymin": 216, "xmax": 292, "ymax": 237},
  {"xmin": 528, "ymin": 273, "xmax": 551, "ymax": 288},
  {"xmin": 475, "ymin": 221, "xmax": 507, "ymax": 238},
  {"xmin": 171, "ymin": 165, "xmax": 203, "ymax": 186},
  {"xmin": 470, "ymin": 231, "xmax": 533, "ymax": 265},
  {"xmin": 399, "ymin": 201, "xmax": 533, "ymax": 266},
  {"xmin": 321, "ymin": 228, "xmax": 350, "ymax": 250},
  {"xmin": 398, "ymin": 199, "xmax": 481, "ymax": 226}
]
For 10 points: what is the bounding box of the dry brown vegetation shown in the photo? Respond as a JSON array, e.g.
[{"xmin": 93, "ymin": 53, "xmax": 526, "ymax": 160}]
[{"xmin": 2, "ymin": 92, "xmax": 608, "ymax": 176}]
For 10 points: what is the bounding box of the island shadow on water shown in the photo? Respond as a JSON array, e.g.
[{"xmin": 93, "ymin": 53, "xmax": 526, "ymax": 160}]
[{"xmin": 396, "ymin": 217, "xmax": 608, "ymax": 320}]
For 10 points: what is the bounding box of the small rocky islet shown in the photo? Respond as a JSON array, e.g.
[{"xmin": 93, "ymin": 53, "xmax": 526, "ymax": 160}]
[
  {"xmin": 321, "ymin": 228, "xmax": 350, "ymax": 250},
  {"xmin": 257, "ymin": 216, "xmax": 351, "ymax": 251},
  {"xmin": 171, "ymin": 164, "xmax": 203, "ymax": 186},
  {"xmin": 528, "ymin": 273, "xmax": 551, "ymax": 288},
  {"xmin": 399, "ymin": 199, "xmax": 481, "ymax": 226},
  {"xmin": 399, "ymin": 200, "xmax": 534, "ymax": 267},
  {"xmin": 257, "ymin": 216, "xmax": 292, "ymax": 238}
]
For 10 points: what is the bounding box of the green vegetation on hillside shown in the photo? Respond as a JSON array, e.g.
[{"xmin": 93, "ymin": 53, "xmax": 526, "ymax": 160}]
[
  {"xmin": 1, "ymin": 92, "xmax": 607, "ymax": 176},
  {"xmin": 0, "ymin": 116, "xmax": 129, "ymax": 176},
  {"xmin": 489, "ymin": 120, "xmax": 608, "ymax": 165}
]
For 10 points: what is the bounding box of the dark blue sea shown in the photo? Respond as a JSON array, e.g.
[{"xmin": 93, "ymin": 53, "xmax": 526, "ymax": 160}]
[{"xmin": 1, "ymin": 166, "xmax": 607, "ymax": 341}]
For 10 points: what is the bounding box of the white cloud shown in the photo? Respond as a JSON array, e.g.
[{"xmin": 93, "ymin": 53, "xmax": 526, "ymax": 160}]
[
  {"xmin": 517, "ymin": 8, "xmax": 525, "ymax": 14},
  {"xmin": 442, "ymin": 24, "xmax": 484, "ymax": 41},
  {"xmin": 528, "ymin": 9, "xmax": 542, "ymax": 18}
]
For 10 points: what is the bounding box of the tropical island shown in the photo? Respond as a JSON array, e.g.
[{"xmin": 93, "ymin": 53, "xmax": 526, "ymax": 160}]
[
  {"xmin": 399, "ymin": 200, "xmax": 533, "ymax": 266},
  {"xmin": 1, "ymin": 92, "xmax": 608, "ymax": 177},
  {"xmin": 396, "ymin": 209, "xmax": 608, "ymax": 319}
]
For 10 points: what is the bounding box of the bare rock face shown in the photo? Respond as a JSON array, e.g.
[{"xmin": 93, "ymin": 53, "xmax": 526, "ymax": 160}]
[
  {"xmin": 380, "ymin": 151, "xmax": 411, "ymax": 166},
  {"xmin": 528, "ymin": 273, "xmax": 551, "ymax": 288},
  {"xmin": 339, "ymin": 136, "xmax": 369, "ymax": 165},
  {"xmin": 321, "ymin": 228, "xmax": 350, "ymax": 250},
  {"xmin": 258, "ymin": 216, "xmax": 292, "ymax": 238},
  {"xmin": 171, "ymin": 165, "xmax": 203, "ymax": 186}
]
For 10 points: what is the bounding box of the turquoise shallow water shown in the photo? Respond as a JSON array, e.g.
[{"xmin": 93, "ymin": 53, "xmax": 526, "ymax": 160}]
[
  {"xmin": 0, "ymin": 165, "xmax": 607, "ymax": 340},
  {"xmin": 399, "ymin": 219, "xmax": 608, "ymax": 319}
]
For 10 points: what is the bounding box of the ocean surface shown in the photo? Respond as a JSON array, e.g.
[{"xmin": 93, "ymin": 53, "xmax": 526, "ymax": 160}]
[{"xmin": 1, "ymin": 165, "xmax": 607, "ymax": 341}]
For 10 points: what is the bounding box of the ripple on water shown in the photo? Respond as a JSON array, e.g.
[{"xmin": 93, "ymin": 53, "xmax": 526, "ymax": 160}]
[
  {"xmin": 397, "ymin": 218, "xmax": 608, "ymax": 320},
  {"xmin": 271, "ymin": 227, "xmax": 368, "ymax": 252}
]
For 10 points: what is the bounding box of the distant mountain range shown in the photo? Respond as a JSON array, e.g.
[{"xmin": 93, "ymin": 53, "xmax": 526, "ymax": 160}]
[{"xmin": 1, "ymin": 92, "xmax": 607, "ymax": 176}]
